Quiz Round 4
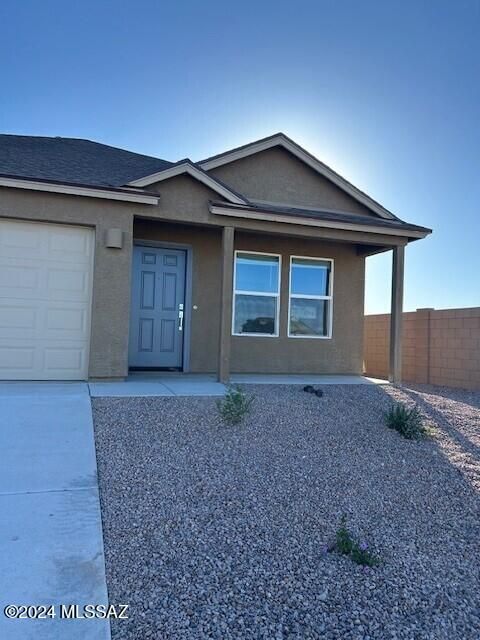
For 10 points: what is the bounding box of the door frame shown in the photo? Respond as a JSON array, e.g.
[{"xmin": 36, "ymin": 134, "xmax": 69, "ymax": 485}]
[{"xmin": 131, "ymin": 239, "xmax": 193, "ymax": 372}]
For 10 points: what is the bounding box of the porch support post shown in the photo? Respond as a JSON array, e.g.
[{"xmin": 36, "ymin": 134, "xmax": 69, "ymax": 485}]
[
  {"xmin": 389, "ymin": 244, "xmax": 405, "ymax": 384},
  {"xmin": 218, "ymin": 226, "xmax": 235, "ymax": 383}
]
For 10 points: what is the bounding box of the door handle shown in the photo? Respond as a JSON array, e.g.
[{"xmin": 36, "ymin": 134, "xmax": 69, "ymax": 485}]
[{"xmin": 178, "ymin": 304, "xmax": 184, "ymax": 332}]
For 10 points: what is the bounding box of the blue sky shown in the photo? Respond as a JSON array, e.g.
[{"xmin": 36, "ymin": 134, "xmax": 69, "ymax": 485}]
[{"xmin": 1, "ymin": 0, "xmax": 479, "ymax": 313}]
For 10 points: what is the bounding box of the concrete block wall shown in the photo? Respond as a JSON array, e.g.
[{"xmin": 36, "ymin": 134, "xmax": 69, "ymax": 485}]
[{"xmin": 364, "ymin": 307, "xmax": 480, "ymax": 390}]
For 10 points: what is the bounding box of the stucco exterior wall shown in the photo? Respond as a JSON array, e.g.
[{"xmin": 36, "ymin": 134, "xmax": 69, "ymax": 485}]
[
  {"xmin": 232, "ymin": 232, "xmax": 365, "ymax": 374},
  {"xmin": 134, "ymin": 221, "xmax": 365, "ymax": 375},
  {"xmin": 0, "ymin": 171, "xmax": 374, "ymax": 380},
  {"xmin": 0, "ymin": 186, "xmax": 137, "ymax": 378},
  {"xmin": 143, "ymin": 175, "xmax": 404, "ymax": 248},
  {"xmin": 209, "ymin": 147, "xmax": 377, "ymax": 217},
  {"xmin": 147, "ymin": 174, "xmax": 218, "ymax": 225}
]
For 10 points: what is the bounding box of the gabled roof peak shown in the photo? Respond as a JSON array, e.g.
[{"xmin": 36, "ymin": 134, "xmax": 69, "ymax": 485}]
[
  {"xmin": 127, "ymin": 159, "xmax": 248, "ymax": 205},
  {"xmin": 199, "ymin": 133, "xmax": 397, "ymax": 220}
]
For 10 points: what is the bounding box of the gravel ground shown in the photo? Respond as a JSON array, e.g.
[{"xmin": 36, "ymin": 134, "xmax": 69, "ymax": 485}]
[{"xmin": 93, "ymin": 383, "xmax": 480, "ymax": 640}]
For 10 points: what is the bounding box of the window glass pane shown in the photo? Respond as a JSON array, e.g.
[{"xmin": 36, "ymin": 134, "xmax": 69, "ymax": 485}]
[
  {"xmin": 289, "ymin": 298, "xmax": 329, "ymax": 336},
  {"xmin": 234, "ymin": 294, "xmax": 277, "ymax": 334},
  {"xmin": 291, "ymin": 258, "xmax": 330, "ymax": 296},
  {"xmin": 236, "ymin": 253, "xmax": 279, "ymax": 293}
]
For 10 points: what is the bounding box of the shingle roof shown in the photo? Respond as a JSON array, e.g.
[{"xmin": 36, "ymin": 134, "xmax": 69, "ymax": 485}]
[
  {"xmin": 211, "ymin": 200, "xmax": 432, "ymax": 235},
  {"xmin": 0, "ymin": 134, "xmax": 430, "ymax": 238},
  {"xmin": 0, "ymin": 135, "xmax": 173, "ymax": 187}
]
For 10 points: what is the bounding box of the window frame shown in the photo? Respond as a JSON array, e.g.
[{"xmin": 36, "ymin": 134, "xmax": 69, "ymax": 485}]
[
  {"xmin": 287, "ymin": 255, "xmax": 334, "ymax": 339},
  {"xmin": 231, "ymin": 249, "xmax": 282, "ymax": 338}
]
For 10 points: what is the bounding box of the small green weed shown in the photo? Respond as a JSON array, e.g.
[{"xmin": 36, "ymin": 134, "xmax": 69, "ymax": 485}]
[
  {"xmin": 333, "ymin": 516, "xmax": 380, "ymax": 567},
  {"xmin": 216, "ymin": 385, "xmax": 253, "ymax": 425},
  {"xmin": 384, "ymin": 402, "xmax": 427, "ymax": 440}
]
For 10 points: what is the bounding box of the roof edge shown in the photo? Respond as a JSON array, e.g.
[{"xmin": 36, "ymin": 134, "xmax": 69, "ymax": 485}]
[
  {"xmin": 209, "ymin": 201, "xmax": 432, "ymax": 240},
  {"xmin": 0, "ymin": 174, "xmax": 159, "ymax": 205}
]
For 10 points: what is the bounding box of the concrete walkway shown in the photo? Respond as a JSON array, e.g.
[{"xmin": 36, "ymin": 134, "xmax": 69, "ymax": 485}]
[
  {"xmin": 231, "ymin": 374, "xmax": 388, "ymax": 385},
  {"xmin": 89, "ymin": 374, "xmax": 225, "ymax": 397},
  {"xmin": 0, "ymin": 383, "xmax": 109, "ymax": 640},
  {"xmin": 89, "ymin": 373, "xmax": 387, "ymax": 397}
]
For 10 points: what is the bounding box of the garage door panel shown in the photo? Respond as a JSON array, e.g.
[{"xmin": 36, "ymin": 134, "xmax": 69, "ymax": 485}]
[
  {"xmin": 0, "ymin": 305, "xmax": 37, "ymax": 330},
  {"xmin": 47, "ymin": 228, "xmax": 93, "ymax": 259},
  {"xmin": 46, "ymin": 307, "xmax": 88, "ymax": 332},
  {"xmin": 0, "ymin": 220, "xmax": 94, "ymax": 380},
  {"xmin": 0, "ymin": 265, "xmax": 39, "ymax": 291},
  {"xmin": 44, "ymin": 347, "xmax": 85, "ymax": 372},
  {"xmin": 0, "ymin": 352, "xmax": 90, "ymax": 382},
  {"xmin": 47, "ymin": 268, "xmax": 89, "ymax": 296},
  {"xmin": 0, "ymin": 303, "xmax": 89, "ymax": 340},
  {"xmin": 0, "ymin": 344, "xmax": 86, "ymax": 379},
  {"xmin": 0, "ymin": 346, "xmax": 36, "ymax": 371},
  {"xmin": 0, "ymin": 269, "xmax": 90, "ymax": 303},
  {"xmin": 0, "ymin": 223, "xmax": 43, "ymax": 253}
]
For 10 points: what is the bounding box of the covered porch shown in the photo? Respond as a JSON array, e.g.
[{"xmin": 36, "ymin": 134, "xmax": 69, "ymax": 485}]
[
  {"xmin": 216, "ymin": 224, "xmax": 406, "ymax": 385},
  {"xmin": 130, "ymin": 206, "xmax": 415, "ymax": 386}
]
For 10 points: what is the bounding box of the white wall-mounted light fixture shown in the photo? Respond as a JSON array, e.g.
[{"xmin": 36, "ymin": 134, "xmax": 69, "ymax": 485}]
[{"xmin": 105, "ymin": 228, "xmax": 123, "ymax": 249}]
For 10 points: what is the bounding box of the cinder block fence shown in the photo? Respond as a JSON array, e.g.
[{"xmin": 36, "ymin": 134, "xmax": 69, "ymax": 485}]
[{"xmin": 364, "ymin": 307, "xmax": 480, "ymax": 390}]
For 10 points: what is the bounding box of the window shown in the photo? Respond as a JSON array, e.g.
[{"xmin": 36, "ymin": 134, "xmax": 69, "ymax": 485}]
[
  {"xmin": 288, "ymin": 256, "xmax": 333, "ymax": 338},
  {"xmin": 233, "ymin": 251, "xmax": 280, "ymax": 336}
]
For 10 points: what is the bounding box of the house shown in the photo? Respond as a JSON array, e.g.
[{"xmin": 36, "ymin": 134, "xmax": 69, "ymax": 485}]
[{"xmin": 0, "ymin": 133, "xmax": 431, "ymax": 383}]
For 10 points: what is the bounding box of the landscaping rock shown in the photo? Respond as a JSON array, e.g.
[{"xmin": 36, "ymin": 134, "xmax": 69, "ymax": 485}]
[{"xmin": 93, "ymin": 383, "xmax": 480, "ymax": 639}]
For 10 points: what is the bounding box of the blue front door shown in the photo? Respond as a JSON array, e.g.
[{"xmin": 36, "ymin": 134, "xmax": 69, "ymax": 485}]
[{"xmin": 129, "ymin": 246, "xmax": 186, "ymax": 369}]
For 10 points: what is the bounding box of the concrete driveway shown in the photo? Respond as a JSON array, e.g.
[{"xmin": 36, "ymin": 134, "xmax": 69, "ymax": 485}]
[{"xmin": 0, "ymin": 383, "xmax": 109, "ymax": 640}]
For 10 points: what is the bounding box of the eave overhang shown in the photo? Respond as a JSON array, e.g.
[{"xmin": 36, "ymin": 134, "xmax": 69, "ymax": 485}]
[
  {"xmin": 209, "ymin": 201, "xmax": 432, "ymax": 241},
  {"xmin": 0, "ymin": 174, "xmax": 160, "ymax": 205}
]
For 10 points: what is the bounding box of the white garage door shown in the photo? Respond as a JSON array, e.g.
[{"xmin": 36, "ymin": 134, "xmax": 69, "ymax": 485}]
[{"xmin": 0, "ymin": 219, "xmax": 94, "ymax": 380}]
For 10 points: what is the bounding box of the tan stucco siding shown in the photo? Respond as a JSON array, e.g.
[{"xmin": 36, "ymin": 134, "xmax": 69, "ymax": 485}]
[
  {"xmin": 147, "ymin": 174, "xmax": 217, "ymax": 225},
  {"xmin": 0, "ymin": 186, "xmax": 138, "ymax": 379},
  {"xmin": 0, "ymin": 175, "xmax": 373, "ymax": 379},
  {"xmin": 145, "ymin": 174, "xmax": 404, "ymax": 248},
  {"xmin": 134, "ymin": 221, "xmax": 365, "ymax": 375},
  {"xmin": 209, "ymin": 147, "xmax": 377, "ymax": 217},
  {"xmin": 231, "ymin": 233, "xmax": 365, "ymax": 374}
]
